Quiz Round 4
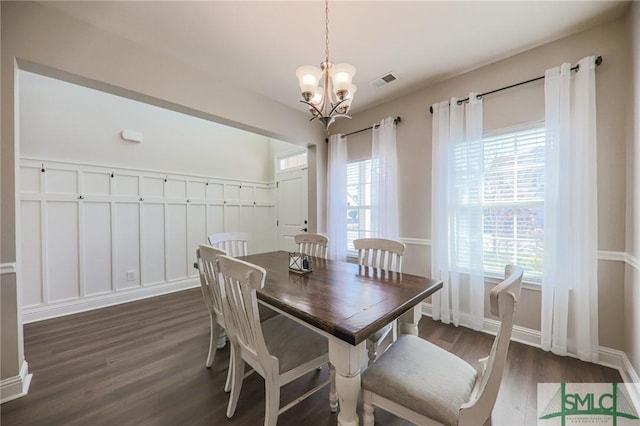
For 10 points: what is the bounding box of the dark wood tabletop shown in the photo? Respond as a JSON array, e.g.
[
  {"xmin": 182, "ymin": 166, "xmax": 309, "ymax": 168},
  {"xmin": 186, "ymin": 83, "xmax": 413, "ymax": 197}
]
[{"xmin": 238, "ymin": 251, "xmax": 443, "ymax": 346}]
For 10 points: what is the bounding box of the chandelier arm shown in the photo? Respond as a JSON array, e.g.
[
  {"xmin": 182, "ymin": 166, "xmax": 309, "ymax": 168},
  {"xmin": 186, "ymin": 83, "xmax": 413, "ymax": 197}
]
[
  {"xmin": 299, "ymin": 100, "xmax": 324, "ymax": 118},
  {"xmin": 328, "ymin": 98, "xmax": 349, "ymax": 116},
  {"xmin": 331, "ymin": 113, "xmax": 352, "ymax": 120}
]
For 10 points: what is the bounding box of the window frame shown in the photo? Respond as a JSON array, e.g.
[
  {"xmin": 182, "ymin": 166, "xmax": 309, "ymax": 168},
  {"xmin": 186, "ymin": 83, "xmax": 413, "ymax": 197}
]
[
  {"xmin": 276, "ymin": 150, "xmax": 308, "ymax": 172},
  {"xmin": 477, "ymin": 122, "xmax": 546, "ymax": 285},
  {"xmin": 346, "ymin": 158, "xmax": 373, "ymax": 258}
]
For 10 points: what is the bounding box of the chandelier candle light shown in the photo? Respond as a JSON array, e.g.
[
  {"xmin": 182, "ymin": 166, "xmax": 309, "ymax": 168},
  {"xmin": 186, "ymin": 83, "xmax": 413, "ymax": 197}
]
[{"xmin": 296, "ymin": 0, "xmax": 357, "ymax": 132}]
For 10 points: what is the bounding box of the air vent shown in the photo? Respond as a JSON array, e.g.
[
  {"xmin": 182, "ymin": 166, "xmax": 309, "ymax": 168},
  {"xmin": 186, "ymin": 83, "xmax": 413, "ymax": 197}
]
[{"xmin": 370, "ymin": 72, "xmax": 397, "ymax": 88}]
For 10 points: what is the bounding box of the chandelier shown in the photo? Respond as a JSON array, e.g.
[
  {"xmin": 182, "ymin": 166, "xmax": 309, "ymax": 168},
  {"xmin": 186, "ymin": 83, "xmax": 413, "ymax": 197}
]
[{"xmin": 295, "ymin": 0, "xmax": 357, "ymax": 132}]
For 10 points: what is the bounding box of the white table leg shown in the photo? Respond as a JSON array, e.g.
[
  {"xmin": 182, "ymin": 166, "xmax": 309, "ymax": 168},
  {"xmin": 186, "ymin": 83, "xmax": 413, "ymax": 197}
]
[
  {"xmin": 398, "ymin": 305, "xmax": 422, "ymax": 336},
  {"xmin": 328, "ymin": 339, "xmax": 367, "ymax": 426}
]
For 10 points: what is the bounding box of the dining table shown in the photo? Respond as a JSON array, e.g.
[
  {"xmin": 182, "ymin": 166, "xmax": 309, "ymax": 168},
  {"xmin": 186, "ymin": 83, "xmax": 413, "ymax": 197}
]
[{"xmin": 238, "ymin": 251, "xmax": 443, "ymax": 426}]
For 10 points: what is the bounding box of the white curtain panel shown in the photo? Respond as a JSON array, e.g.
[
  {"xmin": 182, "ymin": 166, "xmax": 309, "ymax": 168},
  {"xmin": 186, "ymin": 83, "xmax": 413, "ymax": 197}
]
[
  {"xmin": 371, "ymin": 117, "xmax": 400, "ymax": 240},
  {"xmin": 431, "ymin": 94, "xmax": 485, "ymax": 330},
  {"xmin": 327, "ymin": 133, "xmax": 347, "ymax": 261},
  {"xmin": 542, "ymin": 57, "xmax": 599, "ymax": 362}
]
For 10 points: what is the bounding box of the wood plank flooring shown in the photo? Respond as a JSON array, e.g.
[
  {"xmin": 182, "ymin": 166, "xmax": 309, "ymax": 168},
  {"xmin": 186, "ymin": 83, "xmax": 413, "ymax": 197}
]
[{"xmin": 1, "ymin": 288, "xmax": 622, "ymax": 425}]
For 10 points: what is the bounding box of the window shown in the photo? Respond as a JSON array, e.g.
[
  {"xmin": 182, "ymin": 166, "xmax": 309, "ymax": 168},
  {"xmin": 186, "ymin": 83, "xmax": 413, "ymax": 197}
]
[
  {"xmin": 472, "ymin": 124, "xmax": 545, "ymax": 283},
  {"xmin": 346, "ymin": 159, "xmax": 373, "ymax": 256},
  {"xmin": 278, "ymin": 152, "xmax": 307, "ymax": 171}
]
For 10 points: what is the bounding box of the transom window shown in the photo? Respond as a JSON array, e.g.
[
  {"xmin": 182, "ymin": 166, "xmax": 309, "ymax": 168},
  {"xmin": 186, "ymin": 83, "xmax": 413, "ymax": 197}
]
[{"xmin": 278, "ymin": 152, "xmax": 307, "ymax": 171}]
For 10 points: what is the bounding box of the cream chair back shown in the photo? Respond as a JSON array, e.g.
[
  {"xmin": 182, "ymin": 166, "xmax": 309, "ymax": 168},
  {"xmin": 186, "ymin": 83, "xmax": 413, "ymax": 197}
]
[
  {"xmin": 197, "ymin": 244, "xmax": 227, "ymax": 321},
  {"xmin": 361, "ymin": 264, "xmax": 524, "ymax": 426},
  {"xmin": 215, "ymin": 254, "xmax": 333, "ymax": 425},
  {"xmin": 459, "ymin": 264, "xmax": 524, "ymax": 424},
  {"xmin": 215, "ymin": 255, "xmax": 268, "ymax": 365},
  {"xmin": 196, "ymin": 244, "xmax": 228, "ymax": 371},
  {"xmin": 354, "ymin": 238, "xmax": 405, "ymax": 272},
  {"xmin": 208, "ymin": 232, "xmax": 249, "ymax": 257},
  {"xmin": 294, "ymin": 233, "xmax": 329, "ymax": 259},
  {"xmin": 354, "ymin": 238, "xmax": 406, "ymax": 365}
]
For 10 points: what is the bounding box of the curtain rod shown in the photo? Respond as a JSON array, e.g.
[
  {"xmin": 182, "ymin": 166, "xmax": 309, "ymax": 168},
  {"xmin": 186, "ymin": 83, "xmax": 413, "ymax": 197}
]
[
  {"xmin": 325, "ymin": 117, "xmax": 402, "ymax": 142},
  {"xmin": 429, "ymin": 56, "xmax": 602, "ymax": 114}
]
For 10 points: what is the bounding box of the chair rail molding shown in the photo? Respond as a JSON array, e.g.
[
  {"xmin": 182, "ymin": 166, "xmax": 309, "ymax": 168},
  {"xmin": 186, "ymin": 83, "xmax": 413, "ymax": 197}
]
[
  {"xmin": 0, "ymin": 360, "xmax": 32, "ymax": 404},
  {"xmin": 399, "ymin": 238, "xmax": 430, "ymax": 246},
  {"xmin": 1, "ymin": 263, "xmax": 17, "ymax": 275},
  {"xmin": 626, "ymin": 253, "xmax": 640, "ymax": 271},
  {"xmin": 398, "ymin": 243, "xmax": 634, "ymax": 270}
]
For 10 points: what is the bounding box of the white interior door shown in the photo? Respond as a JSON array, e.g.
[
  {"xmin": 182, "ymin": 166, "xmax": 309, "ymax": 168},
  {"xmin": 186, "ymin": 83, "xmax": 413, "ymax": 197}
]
[{"xmin": 276, "ymin": 167, "xmax": 308, "ymax": 252}]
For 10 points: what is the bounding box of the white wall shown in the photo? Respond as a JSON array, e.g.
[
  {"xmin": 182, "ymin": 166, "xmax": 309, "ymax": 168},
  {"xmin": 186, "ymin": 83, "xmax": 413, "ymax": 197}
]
[
  {"xmin": 19, "ymin": 71, "xmax": 278, "ymax": 182},
  {"xmin": 17, "ymin": 70, "xmax": 295, "ymax": 322},
  {"xmin": 625, "ymin": 0, "xmax": 640, "ymax": 385}
]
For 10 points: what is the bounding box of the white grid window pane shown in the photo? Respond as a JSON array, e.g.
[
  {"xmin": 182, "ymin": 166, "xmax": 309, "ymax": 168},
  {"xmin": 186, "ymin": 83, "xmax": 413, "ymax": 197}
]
[
  {"xmin": 346, "ymin": 159, "xmax": 372, "ymax": 256},
  {"xmin": 456, "ymin": 124, "xmax": 545, "ymax": 283}
]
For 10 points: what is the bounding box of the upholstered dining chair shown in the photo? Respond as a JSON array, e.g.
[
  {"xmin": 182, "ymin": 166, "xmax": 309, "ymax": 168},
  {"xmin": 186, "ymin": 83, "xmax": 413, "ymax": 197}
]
[
  {"xmin": 206, "ymin": 232, "xmax": 278, "ymax": 322},
  {"xmin": 361, "ymin": 265, "xmax": 524, "ymax": 426},
  {"xmin": 208, "ymin": 232, "xmax": 250, "ymax": 257},
  {"xmin": 353, "ymin": 238, "xmax": 406, "ymax": 365},
  {"xmin": 215, "ymin": 254, "xmax": 337, "ymax": 426},
  {"xmin": 196, "ymin": 244, "xmax": 278, "ymax": 394},
  {"xmin": 294, "ymin": 233, "xmax": 329, "ymax": 259},
  {"xmin": 196, "ymin": 244, "xmax": 228, "ymax": 369}
]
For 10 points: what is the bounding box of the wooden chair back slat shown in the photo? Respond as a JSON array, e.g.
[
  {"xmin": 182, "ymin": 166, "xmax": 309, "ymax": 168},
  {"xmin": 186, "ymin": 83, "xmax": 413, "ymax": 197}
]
[
  {"xmin": 208, "ymin": 232, "xmax": 250, "ymax": 257},
  {"xmin": 215, "ymin": 255, "xmax": 269, "ymax": 364},
  {"xmin": 353, "ymin": 238, "xmax": 405, "ymax": 273},
  {"xmin": 294, "ymin": 233, "xmax": 329, "ymax": 259}
]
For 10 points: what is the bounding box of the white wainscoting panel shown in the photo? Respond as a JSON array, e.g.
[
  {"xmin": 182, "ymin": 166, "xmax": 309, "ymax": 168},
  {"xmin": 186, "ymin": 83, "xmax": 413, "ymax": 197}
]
[
  {"xmin": 166, "ymin": 203, "xmax": 188, "ymax": 281},
  {"xmin": 47, "ymin": 201, "xmax": 79, "ymax": 302},
  {"xmin": 20, "ymin": 201, "xmax": 42, "ymax": 306},
  {"xmin": 141, "ymin": 203, "xmax": 166, "ymax": 285},
  {"xmin": 114, "ymin": 202, "xmax": 140, "ymax": 290},
  {"xmin": 82, "ymin": 202, "xmax": 112, "ymax": 296},
  {"xmin": 20, "ymin": 158, "xmax": 277, "ymax": 322},
  {"xmin": 224, "ymin": 205, "xmax": 241, "ymax": 232},
  {"xmin": 207, "ymin": 205, "xmax": 225, "ymax": 237}
]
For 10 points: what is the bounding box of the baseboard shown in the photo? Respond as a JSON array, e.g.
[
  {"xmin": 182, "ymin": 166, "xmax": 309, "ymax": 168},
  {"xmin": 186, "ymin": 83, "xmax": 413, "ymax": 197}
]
[
  {"xmin": 0, "ymin": 360, "xmax": 32, "ymax": 404},
  {"xmin": 421, "ymin": 302, "xmax": 543, "ymax": 348},
  {"xmin": 620, "ymin": 352, "xmax": 640, "ymax": 414},
  {"xmin": 23, "ymin": 278, "xmax": 200, "ymax": 323},
  {"xmin": 420, "ymin": 300, "xmax": 640, "ymax": 413}
]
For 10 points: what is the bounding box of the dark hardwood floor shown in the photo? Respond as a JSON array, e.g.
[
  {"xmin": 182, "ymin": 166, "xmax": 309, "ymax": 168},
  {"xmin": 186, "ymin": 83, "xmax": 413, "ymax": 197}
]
[{"xmin": 1, "ymin": 288, "xmax": 621, "ymax": 426}]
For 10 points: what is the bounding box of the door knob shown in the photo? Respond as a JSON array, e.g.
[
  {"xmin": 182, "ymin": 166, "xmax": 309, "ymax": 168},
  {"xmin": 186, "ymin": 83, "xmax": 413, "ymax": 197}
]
[{"xmin": 300, "ymin": 228, "xmax": 308, "ymax": 232}]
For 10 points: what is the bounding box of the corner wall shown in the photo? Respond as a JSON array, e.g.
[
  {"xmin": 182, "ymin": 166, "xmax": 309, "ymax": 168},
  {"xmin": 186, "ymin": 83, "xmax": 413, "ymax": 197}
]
[
  {"xmin": 625, "ymin": 0, "xmax": 640, "ymax": 384},
  {"xmin": 333, "ymin": 17, "xmax": 630, "ymax": 350}
]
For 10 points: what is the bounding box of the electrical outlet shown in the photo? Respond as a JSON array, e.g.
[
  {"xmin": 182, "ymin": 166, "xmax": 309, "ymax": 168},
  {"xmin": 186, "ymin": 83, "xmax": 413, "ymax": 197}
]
[{"xmin": 126, "ymin": 270, "xmax": 136, "ymax": 281}]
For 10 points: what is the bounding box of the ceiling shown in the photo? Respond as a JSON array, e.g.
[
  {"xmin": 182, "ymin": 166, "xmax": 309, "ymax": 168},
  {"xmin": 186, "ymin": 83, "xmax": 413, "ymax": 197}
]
[{"xmin": 44, "ymin": 1, "xmax": 629, "ymax": 115}]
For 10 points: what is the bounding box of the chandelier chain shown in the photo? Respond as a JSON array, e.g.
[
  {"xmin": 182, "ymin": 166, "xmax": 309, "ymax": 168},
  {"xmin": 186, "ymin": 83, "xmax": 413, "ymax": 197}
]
[{"xmin": 324, "ymin": 0, "xmax": 329, "ymax": 64}]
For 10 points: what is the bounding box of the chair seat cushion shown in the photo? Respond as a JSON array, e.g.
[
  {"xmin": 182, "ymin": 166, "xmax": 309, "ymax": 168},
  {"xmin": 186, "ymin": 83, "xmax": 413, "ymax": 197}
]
[
  {"xmin": 361, "ymin": 334, "xmax": 477, "ymax": 426},
  {"xmin": 262, "ymin": 315, "xmax": 328, "ymax": 374}
]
